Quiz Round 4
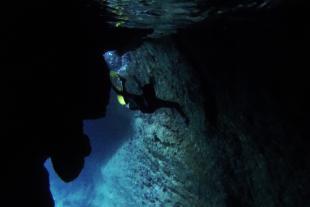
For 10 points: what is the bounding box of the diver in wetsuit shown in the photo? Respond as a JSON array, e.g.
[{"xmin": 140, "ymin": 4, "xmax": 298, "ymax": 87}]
[{"xmin": 110, "ymin": 72, "xmax": 189, "ymax": 124}]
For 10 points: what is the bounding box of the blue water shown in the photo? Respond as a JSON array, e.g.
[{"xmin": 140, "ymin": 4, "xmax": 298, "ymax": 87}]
[{"xmin": 45, "ymin": 93, "xmax": 135, "ymax": 207}]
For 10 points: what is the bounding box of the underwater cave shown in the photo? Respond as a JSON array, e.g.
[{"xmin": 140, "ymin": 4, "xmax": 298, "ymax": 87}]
[{"xmin": 2, "ymin": 0, "xmax": 309, "ymax": 207}]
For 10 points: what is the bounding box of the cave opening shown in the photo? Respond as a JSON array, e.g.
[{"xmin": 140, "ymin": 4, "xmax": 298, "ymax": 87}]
[
  {"xmin": 45, "ymin": 89, "xmax": 135, "ymax": 207},
  {"xmin": 3, "ymin": 0, "xmax": 309, "ymax": 207},
  {"xmin": 48, "ymin": 2, "xmax": 309, "ymax": 205}
]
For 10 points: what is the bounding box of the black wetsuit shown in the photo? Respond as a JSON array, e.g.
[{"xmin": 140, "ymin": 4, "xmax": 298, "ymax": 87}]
[{"xmin": 112, "ymin": 76, "xmax": 189, "ymax": 124}]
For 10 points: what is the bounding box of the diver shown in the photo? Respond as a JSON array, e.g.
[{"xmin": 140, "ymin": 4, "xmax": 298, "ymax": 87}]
[{"xmin": 110, "ymin": 71, "xmax": 189, "ymax": 125}]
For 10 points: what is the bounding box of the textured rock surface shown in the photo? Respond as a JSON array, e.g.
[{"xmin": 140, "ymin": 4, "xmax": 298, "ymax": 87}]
[
  {"xmin": 95, "ymin": 2, "xmax": 309, "ymax": 207},
  {"xmin": 98, "ymin": 39, "xmax": 213, "ymax": 206},
  {"xmin": 98, "ymin": 27, "xmax": 309, "ymax": 207}
]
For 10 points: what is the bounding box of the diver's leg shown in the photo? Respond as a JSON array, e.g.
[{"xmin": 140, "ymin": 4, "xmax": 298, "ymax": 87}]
[{"xmin": 118, "ymin": 75, "xmax": 127, "ymax": 88}]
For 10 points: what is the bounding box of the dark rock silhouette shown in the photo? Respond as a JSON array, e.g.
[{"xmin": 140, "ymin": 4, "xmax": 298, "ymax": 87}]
[
  {"xmin": 2, "ymin": 0, "xmax": 309, "ymax": 206},
  {"xmin": 1, "ymin": 1, "xmax": 149, "ymax": 206}
]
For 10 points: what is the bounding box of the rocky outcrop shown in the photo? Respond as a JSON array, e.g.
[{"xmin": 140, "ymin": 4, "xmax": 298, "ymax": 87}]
[
  {"xmin": 98, "ymin": 39, "xmax": 213, "ymax": 206},
  {"xmin": 96, "ymin": 2, "xmax": 309, "ymax": 206}
]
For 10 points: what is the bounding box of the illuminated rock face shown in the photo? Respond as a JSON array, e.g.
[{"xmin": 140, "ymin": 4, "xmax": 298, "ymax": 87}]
[
  {"xmin": 95, "ymin": 1, "xmax": 309, "ymax": 206},
  {"xmin": 99, "ymin": 40, "xmax": 212, "ymax": 206},
  {"xmin": 98, "ymin": 18, "xmax": 309, "ymax": 205}
]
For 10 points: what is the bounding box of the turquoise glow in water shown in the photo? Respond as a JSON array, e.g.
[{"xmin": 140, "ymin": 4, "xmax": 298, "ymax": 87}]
[{"xmin": 45, "ymin": 93, "xmax": 134, "ymax": 207}]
